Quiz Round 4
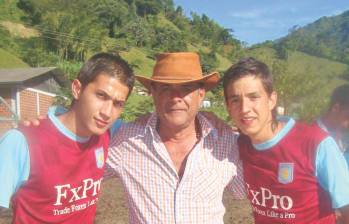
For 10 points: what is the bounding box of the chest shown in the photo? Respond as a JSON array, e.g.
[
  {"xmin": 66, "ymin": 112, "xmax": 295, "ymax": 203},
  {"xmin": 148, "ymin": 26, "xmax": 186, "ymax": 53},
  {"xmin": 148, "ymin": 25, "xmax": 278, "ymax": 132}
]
[{"xmin": 23, "ymin": 136, "xmax": 108, "ymax": 205}]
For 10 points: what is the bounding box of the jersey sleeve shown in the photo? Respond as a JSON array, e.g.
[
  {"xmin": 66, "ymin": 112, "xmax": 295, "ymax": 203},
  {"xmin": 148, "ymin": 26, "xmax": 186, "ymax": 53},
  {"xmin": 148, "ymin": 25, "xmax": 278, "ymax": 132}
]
[
  {"xmin": 315, "ymin": 136, "xmax": 349, "ymax": 209},
  {"xmin": 110, "ymin": 119, "xmax": 124, "ymax": 138},
  {"xmin": 0, "ymin": 129, "xmax": 30, "ymax": 208},
  {"xmin": 344, "ymin": 151, "xmax": 349, "ymax": 167},
  {"xmin": 48, "ymin": 105, "xmax": 67, "ymax": 116}
]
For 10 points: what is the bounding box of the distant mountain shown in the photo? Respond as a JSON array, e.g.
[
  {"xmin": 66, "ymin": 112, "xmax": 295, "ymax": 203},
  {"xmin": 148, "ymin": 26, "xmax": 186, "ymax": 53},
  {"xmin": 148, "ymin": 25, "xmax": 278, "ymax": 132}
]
[{"xmin": 275, "ymin": 10, "xmax": 349, "ymax": 64}]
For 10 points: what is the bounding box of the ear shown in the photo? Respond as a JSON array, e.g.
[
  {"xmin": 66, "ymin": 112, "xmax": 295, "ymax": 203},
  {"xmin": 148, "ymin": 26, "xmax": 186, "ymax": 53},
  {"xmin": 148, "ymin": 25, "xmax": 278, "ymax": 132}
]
[
  {"xmin": 198, "ymin": 87, "xmax": 206, "ymax": 102},
  {"xmin": 71, "ymin": 79, "xmax": 82, "ymax": 100},
  {"xmin": 269, "ymin": 91, "xmax": 277, "ymax": 111}
]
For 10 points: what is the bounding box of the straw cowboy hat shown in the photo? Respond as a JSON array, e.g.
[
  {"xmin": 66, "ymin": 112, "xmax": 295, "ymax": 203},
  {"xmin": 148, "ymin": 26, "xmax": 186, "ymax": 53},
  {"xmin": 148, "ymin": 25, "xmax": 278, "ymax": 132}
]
[{"xmin": 136, "ymin": 52, "xmax": 220, "ymax": 91}]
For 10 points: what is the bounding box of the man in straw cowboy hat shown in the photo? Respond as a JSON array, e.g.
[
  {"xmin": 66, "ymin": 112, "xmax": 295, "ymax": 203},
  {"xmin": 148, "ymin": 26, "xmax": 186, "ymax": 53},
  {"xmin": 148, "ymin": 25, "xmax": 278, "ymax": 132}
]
[{"xmin": 106, "ymin": 52, "xmax": 245, "ymax": 223}]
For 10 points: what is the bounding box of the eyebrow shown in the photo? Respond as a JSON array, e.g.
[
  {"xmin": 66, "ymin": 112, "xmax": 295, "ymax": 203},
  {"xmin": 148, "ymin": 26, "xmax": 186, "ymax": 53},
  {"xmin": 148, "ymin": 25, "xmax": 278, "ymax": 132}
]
[
  {"xmin": 227, "ymin": 91, "xmax": 260, "ymax": 99},
  {"xmin": 97, "ymin": 89, "xmax": 126, "ymax": 102}
]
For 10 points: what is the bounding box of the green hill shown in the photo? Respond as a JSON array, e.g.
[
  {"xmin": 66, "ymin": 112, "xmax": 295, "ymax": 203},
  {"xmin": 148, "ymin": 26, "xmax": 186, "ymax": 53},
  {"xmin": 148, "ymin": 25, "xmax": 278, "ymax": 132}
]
[
  {"xmin": 0, "ymin": 48, "xmax": 28, "ymax": 68},
  {"xmin": 275, "ymin": 10, "xmax": 349, "ymax": 64},
  {"xmin": 247, "ymin": 46, "xmax": 348, "ymax": 120},
  {"xmin": 1, "ymin": 0, "xmax": 347, "ymax": 122},
  {"xmin": 120, "ymin": 48, "xmax": 155, "ymax": 76}
]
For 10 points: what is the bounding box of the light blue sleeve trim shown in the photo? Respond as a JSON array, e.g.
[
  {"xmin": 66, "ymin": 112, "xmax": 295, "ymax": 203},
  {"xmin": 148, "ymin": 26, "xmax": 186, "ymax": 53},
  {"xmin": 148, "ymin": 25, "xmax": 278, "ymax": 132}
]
[
  {"xmin": 254, "ymin": 117, "xmax": 295, "ymax": 150},
  {"xmin": 0, "ymin": 130, "xmax": 30, "ymax": 208},
  {"xmin": 315, "ymin": 136, "xmax": 349, "ymax": 208},
  {"xmin": 110, "ymin": 119, "xmax": 124, "ymax": 138}
]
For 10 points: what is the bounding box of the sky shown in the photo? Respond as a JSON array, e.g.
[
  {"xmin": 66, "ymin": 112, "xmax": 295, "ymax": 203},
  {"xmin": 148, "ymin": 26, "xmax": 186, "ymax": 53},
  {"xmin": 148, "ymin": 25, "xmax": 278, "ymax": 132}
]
[{"xmin": 173, "ymin": 0, "xmax": 349, "ymax": 45}]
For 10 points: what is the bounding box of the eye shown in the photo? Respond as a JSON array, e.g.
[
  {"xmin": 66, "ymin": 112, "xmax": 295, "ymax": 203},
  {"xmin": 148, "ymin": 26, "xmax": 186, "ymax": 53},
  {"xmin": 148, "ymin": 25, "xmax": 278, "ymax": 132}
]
[
  {"xmin": 96, "ymin": 92, "xmax": 106, "ymax": 99},
  {"xmin": 158, "ymin": 85, "xmax": 170, "ymax": 92},
  {"xmin": 230, "ymin": 97, "xmax": 240, "ymax": 104},
  {"xmin": 250, "ymin": 95, "xmax": 260, "ymax": 101},
  {"xmin": 113, "ymin": 101, "xmax": 125, "ymax": 108},
  {"xmin": 183, "ymin": 86, "xmax": 193, "ymax": 92}
]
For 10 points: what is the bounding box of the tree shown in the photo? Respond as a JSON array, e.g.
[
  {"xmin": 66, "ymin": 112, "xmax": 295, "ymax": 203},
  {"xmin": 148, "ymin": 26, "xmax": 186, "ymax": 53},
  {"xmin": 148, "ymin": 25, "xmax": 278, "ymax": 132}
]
[
  {"xmin": 198, "ymin": 50, "xmax": 219, "ymax": 73},
  {"xmin": 152, "ymin": 26, "xmax": 186, "ymax": 52},
  {"xmin": 125, "ymin": 17, "xmax": 154, "ymax": 47},
  {"xmin": 135, "ymin": 0, "xmax": 161, "ymax": 17},
  {"xmin": 121, "ymin": 95, "xmax": 154, "ymax": 121},
  {"xmin": 93, "ymin": 0, "xmax": 129, "ymax": 38}
]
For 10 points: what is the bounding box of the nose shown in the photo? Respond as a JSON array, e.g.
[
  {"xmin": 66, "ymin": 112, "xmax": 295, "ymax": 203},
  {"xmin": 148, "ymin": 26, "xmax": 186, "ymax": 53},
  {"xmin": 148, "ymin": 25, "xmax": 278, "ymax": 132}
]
[
  {"xmin": 100, "ymin": 100, "xmax": 113, "ymax": 120},
  {"xmin": 169, "ymin": 88, "xmax": 183, "ymax": 100},
  {"xmin": 240, "ymin": 97, "xmax": 250, "ymax": 114}
]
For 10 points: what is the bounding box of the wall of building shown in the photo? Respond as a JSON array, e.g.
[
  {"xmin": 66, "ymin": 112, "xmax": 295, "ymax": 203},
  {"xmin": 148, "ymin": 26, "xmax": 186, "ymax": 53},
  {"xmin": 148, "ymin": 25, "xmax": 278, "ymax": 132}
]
[
  {"xmin": 0, "ymin": 88, "xmax": 55, "ymax": 136},
  {"xmin": 19, "ymin": 88, "xmax": 54, "ymax": 120},
  {"xmin": 0, "ymin": 88, "xmax": 12, "ymax": 117},
  {"xmin": 0, "ymin": 87, "xmax": 16, "ymax": 135}
]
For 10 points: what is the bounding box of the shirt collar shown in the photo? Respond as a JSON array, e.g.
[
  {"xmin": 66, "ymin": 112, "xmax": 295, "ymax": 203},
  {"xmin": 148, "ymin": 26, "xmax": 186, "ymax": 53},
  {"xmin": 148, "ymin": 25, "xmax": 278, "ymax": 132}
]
[
  {"xmin": 316, "ymin": 118, "xmax": 329, "ymax": 133},
  {"xmin": 143, "ymin": 112, "xmax": 218, "ymax": 140}
]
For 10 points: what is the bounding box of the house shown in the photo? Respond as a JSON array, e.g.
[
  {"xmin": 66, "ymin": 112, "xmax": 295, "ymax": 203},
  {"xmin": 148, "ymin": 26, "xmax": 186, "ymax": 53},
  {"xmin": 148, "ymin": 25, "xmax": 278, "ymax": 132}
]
[
  {"xmin": 201, "ymin": 100, "xmax": 211, "ymax": 108},
  {"xmin": 0, "ymin": 67, "xmax": 68, "ymax": 135}
]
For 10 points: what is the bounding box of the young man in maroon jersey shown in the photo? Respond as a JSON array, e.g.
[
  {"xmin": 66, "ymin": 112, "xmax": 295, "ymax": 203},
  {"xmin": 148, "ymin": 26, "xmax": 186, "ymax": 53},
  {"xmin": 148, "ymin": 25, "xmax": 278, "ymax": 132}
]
[
  {"xmin": 0, "ymin": 53, "xmax": 134, "ymax": 223},
  {"xmin": 223, "ymin": 57, "xmax": 349, "ymax": 224}
]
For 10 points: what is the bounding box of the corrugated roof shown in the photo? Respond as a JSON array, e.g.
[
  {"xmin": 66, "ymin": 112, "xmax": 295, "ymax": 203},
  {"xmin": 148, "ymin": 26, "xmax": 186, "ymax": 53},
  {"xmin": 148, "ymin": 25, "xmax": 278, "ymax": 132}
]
[{"xmin": 0, "ymin": 67, "xmax": 58, "ymax": 83}]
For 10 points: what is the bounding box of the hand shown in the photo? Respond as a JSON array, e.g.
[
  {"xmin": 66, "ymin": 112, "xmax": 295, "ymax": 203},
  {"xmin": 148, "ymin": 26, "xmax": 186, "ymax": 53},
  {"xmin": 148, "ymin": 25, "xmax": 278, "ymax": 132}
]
[
  {"xmin": 20, "ymin": 115, "xmax": 46, "ymax": 127},
  {"xmin": 200, "ymin": 111, "xmax": 234, "ymax": 135}
]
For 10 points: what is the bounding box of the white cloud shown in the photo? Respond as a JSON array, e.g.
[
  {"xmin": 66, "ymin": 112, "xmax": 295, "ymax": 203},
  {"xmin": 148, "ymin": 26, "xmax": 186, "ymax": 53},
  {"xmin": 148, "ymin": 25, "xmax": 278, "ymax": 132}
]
[{"xmin": 230, "ymin": 9, "xmax": 265, "ymax": 19}]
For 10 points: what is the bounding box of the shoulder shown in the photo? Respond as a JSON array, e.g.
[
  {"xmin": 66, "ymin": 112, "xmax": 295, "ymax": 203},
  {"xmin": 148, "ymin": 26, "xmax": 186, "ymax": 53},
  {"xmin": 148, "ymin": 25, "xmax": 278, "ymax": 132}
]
[
  {"xmin": 0, "ymin": 129, "xmax": 29, "ymax": 163},
  {"xmin": 0, "ymin": 129, "xmax": 27, "ymax": 145},
  {"xmin": 110, "ymin": 114, "xmax": 152, "ymax": 146},
  {"xmin": 292, "ymin": 121, "xmax": 328, "ymax": 142}
]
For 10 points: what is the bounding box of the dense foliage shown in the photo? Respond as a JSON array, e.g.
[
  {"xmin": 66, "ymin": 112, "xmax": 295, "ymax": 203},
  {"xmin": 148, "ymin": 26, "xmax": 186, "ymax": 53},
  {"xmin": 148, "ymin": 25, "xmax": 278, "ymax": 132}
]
[
  {"xmin": 275, "ymin": 10, "xmax": 349, "ymax": 64},
  {"xmin": 0, "ymin": 0, "xmax": 348, "ymax": 122}
]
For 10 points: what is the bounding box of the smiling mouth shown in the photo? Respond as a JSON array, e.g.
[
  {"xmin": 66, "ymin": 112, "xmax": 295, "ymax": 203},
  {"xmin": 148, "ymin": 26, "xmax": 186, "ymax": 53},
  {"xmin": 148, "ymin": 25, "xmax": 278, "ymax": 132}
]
[
  {"xmin": 95, "ymin": 118, "xmax": 109, "ymax": 127},
  {"xmin": 240, "ymin": 117, "xmax": 255, "ymax": 125},
  {"xmin": 168, "ymin": 108, "xmax": 186, "ymax": 112}
]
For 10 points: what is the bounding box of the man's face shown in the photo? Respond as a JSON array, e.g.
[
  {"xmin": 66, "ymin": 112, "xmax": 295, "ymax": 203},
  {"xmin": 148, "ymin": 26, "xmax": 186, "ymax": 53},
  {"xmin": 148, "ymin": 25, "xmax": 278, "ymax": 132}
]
[
  {"xmin": 225, "ymin": 75, "xmax": 277, "ymax": 143},
  {"xmin": 72, "ymin": 73, "xmax": 129, "ymax": 136},
  {"xmin": 151, "ymin": 82, "xmax": 205, "ymax": 130},
  {"xmin": 335, "ymin": 104, "xmax": 349, "ymax": 131}
]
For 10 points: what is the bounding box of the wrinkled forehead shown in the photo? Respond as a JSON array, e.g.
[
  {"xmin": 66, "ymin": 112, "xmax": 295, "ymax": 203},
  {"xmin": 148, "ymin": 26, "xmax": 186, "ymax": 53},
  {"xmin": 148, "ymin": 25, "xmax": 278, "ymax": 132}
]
[{"xmin": 151, "ymin": 81, "xmax": 203, "ymax": 89}]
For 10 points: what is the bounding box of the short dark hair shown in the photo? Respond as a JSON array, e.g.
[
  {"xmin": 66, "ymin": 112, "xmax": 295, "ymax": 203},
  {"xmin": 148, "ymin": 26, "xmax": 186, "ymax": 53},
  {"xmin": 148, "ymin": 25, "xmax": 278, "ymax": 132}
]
[
  {"xmin": 77, "ymin": 52, "xmax": 135, "ymax": 96},
  {"xmin": 223, "ymin": 57, "xmax": 277, "ymax": 129},
  {"xmin": 223, "ymin": 57, "xmax": 273, "ymax": 98},
  {"xmin": 330, "ymin": 84, "xmax": 349, "ymax": 108}
]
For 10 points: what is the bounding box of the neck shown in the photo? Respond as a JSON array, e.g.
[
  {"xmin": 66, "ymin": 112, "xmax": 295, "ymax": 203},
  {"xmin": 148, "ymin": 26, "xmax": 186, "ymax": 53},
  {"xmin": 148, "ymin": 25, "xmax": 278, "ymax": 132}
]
[
  {"xmin": 157, "ymin": 119, "xmax": 199, "ymax": 143},
  {"xmin": 321, "ymin": 114, "xmax": 341, "ymax": 133},
  {"xmin": 58, "ymin": 109, "xmax": 90, "ymax": 138},
  {"xmin": 250, "ymin": 121, "xmax": 284, "ymax": 144}
]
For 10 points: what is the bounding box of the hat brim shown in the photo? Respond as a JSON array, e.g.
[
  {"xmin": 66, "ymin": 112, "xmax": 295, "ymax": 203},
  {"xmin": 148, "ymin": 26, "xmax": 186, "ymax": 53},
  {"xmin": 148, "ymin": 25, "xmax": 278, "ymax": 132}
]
[{"xmin": 135, "ymin": 72, "xmax": 220, "ymax": 92}]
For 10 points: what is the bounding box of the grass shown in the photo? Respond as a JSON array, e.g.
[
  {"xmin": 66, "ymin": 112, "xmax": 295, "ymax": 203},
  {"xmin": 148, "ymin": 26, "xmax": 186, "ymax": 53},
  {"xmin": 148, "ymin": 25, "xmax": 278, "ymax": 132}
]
[
  {"xmin": 120, "ymin": 48, "xmax": 155, "ymax": 77},
  {"xmin": 216, "ymin": 52, "xmax": 232, "ymax": 72},
  {"xmin": 0, "ymin": 48, "xmax": 28, "ymax": 68}
]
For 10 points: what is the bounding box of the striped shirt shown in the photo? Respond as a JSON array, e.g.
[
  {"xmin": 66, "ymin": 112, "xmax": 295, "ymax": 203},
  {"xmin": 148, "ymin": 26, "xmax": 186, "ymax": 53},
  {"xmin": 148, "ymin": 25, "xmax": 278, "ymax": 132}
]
[{"xmin": 106, "ymin": 112, "xmax": 245, "ymax": 224}]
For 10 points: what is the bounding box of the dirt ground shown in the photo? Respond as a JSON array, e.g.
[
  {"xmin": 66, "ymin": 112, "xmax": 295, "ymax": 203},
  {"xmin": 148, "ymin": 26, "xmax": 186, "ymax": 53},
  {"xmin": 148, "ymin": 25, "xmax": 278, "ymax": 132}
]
[{"xmin": 0, "ymin": 178, "xmax": 254, "ymax": 224}]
